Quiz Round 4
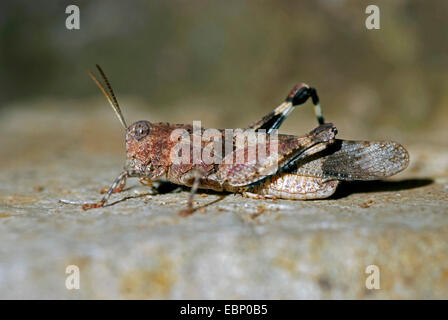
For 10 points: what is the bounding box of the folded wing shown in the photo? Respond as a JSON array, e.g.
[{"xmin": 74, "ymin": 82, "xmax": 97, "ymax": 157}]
[{"xmin": 293, "ymin": 139, "xmax": 410, "ymax": 181}]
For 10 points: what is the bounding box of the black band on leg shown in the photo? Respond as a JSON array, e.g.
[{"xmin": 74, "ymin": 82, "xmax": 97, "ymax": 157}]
[
  {"xmin": 309, "ymin": 88, "xmax": 325, "ymax": 125},
  {"xmin": 286, "ymin": 86, "xmax": 325, "ymax": 125},
  {"xmin": 309, "ymin": 88, "xmax": 319, "ymax": 105},
  {"xmin": 286, "ymin": 86, "xmax": 312, "ymax": 106}
]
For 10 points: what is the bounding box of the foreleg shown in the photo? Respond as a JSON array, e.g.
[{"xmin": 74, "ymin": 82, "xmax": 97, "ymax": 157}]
[{"xmin": 60, "ymin": 171, "xmax": 128, "ymax": 210}]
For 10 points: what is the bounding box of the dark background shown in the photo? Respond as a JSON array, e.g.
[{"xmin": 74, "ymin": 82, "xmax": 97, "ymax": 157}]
[{"xmin": 1, "ymin": 0, "xmax": 447, "ymax": 143}]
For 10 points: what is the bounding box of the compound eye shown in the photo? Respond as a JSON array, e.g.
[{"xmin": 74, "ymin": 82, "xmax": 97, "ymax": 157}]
[{"xmin": 134, "ymin": 121, "xmax": 150, "ymax": 140}]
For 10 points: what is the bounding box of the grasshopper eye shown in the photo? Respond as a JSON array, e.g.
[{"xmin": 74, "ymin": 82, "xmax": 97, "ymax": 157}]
[{"xmin": 134, "ymin": 121, "xmax": 150, "ymax": 140}]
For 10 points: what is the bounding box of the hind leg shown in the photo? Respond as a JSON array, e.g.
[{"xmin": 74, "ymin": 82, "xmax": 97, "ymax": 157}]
[
  {"xmin": 244, "ymin": 174, "xmax": 339, "ymax": 200},
  {"xmin": 246, "ymin": 84, "xmax": 325, "ymax": 133}
]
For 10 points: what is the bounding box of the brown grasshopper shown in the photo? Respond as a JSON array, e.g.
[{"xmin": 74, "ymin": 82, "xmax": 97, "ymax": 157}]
[{"xmin": 61, "ymin": 65, "xmax": 409, "ymax": 215}]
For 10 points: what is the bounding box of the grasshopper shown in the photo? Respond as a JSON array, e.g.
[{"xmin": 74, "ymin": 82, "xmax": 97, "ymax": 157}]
[{"xmin": 61, "ymin": 65, "xmax": 409, "ymax": 215}]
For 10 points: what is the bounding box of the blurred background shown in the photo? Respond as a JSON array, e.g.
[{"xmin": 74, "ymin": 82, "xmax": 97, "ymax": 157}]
[{"xmin": 1, "ymin": 0, "xmax": 447, "ymax": 165}]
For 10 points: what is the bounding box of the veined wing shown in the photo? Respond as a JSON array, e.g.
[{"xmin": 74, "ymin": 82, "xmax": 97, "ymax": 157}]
[{"xmin": 293, "ymin": 139, "xmax": 409, "ymax": 181}]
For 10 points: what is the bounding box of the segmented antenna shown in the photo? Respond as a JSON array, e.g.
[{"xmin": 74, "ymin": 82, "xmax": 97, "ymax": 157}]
[{"xmin": 87, "ymin": 65, "xmax": 128, "ymax": 129}]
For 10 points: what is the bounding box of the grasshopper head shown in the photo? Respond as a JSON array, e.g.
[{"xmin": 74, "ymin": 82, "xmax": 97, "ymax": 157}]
[{"xmin": 125, "ymin": 120, "xmax": 154, "ymax": 173}]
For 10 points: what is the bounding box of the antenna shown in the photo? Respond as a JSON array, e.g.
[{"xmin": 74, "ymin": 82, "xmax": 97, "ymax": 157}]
[{"xmin": 87, "ymin": 65, "xmax": 128, "ymax": 129}]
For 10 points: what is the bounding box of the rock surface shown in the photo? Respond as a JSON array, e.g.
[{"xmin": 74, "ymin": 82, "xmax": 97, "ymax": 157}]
[{"xmin": 1, "ymin": 107, "xmax": 447, "ymax": 299}]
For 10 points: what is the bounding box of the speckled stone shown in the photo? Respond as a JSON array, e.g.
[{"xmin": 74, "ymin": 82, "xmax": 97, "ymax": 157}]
[{"xmin": 1, "ymin": 107, "xmax": 447, "ymax": 299}]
